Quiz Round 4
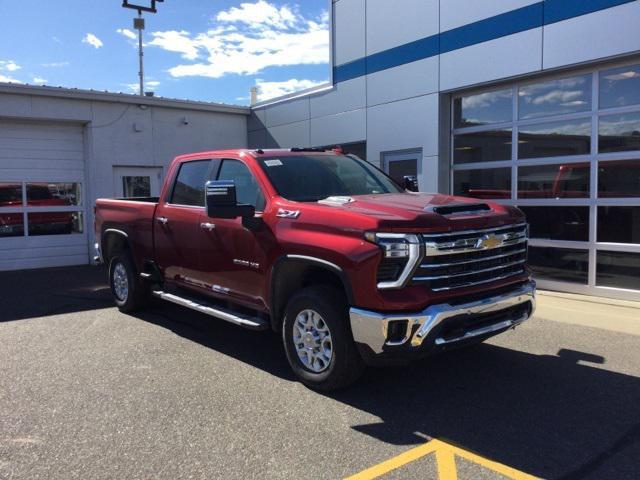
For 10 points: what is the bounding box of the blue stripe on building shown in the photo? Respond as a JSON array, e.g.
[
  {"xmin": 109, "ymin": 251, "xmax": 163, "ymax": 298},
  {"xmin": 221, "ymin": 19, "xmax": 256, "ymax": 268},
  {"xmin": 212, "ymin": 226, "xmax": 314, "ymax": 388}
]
[
  {"xmin": 333, "ymin": 0, "xmax": 636, "ymax": 83},
  {"xmin": 544, "ymin": 0, "xmax": 635, "ymax": 24},
  {"xmin": 439, "ymin": 3, "xmax": 543, "ymax": 54}
]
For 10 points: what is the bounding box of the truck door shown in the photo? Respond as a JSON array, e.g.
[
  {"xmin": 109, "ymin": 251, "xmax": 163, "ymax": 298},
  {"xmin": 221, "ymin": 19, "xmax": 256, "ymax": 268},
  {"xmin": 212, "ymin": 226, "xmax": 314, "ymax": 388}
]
[
  {"xmin": 154, "ymin": 159, "xmax": 214, "ymax": 288},
  {"xmin": 198, "ymin": 158, "xmax": 271, "ymax": 310}
]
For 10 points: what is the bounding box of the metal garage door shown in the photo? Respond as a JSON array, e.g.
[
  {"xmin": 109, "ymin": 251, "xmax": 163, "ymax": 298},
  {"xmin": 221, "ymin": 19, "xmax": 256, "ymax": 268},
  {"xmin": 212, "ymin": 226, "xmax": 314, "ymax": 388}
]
[{"xmin": 0, "ymin": 119, "xmax": 87, "ymax": 271}]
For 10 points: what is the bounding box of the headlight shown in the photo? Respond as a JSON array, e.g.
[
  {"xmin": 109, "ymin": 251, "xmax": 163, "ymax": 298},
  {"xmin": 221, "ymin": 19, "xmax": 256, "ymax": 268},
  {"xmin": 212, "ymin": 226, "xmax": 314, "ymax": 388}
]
[{"xmin": 365, "ymin": 232, "xmax": 422, "ymax": 289}]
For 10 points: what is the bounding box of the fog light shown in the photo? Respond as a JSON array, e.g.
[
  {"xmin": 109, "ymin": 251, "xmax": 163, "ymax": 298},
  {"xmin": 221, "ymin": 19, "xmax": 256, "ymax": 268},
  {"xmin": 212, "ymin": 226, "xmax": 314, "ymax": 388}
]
[{"xmin": 386, "ymin": 320, "xmax": 409, "ymax": 344}]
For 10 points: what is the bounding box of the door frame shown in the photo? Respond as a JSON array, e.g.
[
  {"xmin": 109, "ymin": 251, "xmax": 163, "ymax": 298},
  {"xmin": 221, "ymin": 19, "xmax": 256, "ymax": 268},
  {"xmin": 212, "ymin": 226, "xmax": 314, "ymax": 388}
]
[
  {"xmin": 381, "ymin": 149, "xmax": 423, "ymax": 188},
  {"xmin": 113, "ymin": 166, "xmax": 163, "ymax": 198}
]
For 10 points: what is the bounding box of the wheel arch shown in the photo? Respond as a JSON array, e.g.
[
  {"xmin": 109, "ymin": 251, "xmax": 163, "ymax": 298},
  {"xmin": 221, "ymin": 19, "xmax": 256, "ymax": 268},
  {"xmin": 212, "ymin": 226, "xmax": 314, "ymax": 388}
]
[
  {"xmin": 101, "ymin": 228, "xmax": 131, "ymax": 266},
  {"xmin": 269, "ymin": 255, "xmax": 354, "ymax": 332}
]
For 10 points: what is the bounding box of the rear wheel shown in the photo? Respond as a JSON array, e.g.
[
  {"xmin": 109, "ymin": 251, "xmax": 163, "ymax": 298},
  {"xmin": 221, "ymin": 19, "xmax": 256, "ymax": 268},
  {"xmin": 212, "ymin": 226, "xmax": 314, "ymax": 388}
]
[
  {"xmin": 109, "ymin": 253, "xmax": 148, "ymax": 312},
  {"xmin": 282, "ymin": 286, "xmax": 364, "ymax": 391}
]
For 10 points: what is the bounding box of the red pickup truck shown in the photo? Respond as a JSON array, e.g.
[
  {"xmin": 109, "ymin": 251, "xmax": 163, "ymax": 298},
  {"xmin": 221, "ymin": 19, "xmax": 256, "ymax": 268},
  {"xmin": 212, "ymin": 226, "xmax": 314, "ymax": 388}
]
[{"xmin": 95, "ymin": 148, "xmax": 535, "ymax": 390}]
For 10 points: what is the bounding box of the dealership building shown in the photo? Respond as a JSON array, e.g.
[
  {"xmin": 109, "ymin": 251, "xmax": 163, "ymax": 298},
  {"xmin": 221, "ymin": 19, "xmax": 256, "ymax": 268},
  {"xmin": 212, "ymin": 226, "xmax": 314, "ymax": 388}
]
[{"xmin": 1, "ymin": 0, "xmax": 640, "ymax": 301}]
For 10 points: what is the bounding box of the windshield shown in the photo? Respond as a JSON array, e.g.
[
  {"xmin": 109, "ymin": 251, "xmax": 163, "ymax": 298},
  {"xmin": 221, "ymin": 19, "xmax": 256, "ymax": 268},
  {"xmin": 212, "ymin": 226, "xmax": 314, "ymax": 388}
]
[{"xmin": 258, "ymin": 154, "xmax": 402, "ymax": 202}]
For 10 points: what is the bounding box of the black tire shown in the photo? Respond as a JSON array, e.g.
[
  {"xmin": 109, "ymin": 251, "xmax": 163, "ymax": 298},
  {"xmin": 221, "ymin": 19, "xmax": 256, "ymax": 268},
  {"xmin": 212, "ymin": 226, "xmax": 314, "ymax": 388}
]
[
  {"xmin": 282, "ymin": 286, "xmax": 365, "ymax": 391},
  {"xmin": 109, "ymin": 253, "xmax": 149, "ymax": 313}
]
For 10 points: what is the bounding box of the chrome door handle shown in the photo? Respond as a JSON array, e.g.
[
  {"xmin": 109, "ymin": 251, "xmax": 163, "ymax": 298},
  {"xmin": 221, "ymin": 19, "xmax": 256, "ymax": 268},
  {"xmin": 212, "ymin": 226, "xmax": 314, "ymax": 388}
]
[
  {"xmin": 156, "ymin": 216, "xmax": 169, "ymax": 225},
  {"xmin": 200, "ymin": 222, "xmax": 216, "ymax": 231}
]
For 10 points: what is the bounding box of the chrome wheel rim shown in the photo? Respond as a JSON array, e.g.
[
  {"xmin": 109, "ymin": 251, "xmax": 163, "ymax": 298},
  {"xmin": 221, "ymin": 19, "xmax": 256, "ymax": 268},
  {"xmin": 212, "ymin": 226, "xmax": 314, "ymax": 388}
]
[
  {"xmin": 293, "ymin": 309, "xmax": 333, "ymax": 373},
  {"xmin": 113, "ymin": 262, "xmax": 129, "ymax": 302}
]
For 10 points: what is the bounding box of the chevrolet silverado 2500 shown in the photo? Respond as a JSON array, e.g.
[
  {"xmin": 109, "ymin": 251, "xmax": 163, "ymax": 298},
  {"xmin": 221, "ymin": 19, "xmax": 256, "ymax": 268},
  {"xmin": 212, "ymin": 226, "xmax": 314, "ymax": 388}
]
[{"xmin": 94, "ymin": 148, "xmax": 536, "ymax": 390}]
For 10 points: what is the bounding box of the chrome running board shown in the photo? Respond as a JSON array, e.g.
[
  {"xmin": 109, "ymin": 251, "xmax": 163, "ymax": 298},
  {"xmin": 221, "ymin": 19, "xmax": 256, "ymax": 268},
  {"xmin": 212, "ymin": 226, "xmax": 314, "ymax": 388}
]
[{"xmin": 152, "ymin": 291, "xmax": 269, "ymax": 331}]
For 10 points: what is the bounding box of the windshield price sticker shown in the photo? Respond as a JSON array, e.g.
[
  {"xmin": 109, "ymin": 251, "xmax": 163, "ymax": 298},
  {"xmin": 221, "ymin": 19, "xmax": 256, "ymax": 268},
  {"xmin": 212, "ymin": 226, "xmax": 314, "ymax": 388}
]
[{"xmin": 264, "ymin": 159, "xmax": 283, "ymax": 167}]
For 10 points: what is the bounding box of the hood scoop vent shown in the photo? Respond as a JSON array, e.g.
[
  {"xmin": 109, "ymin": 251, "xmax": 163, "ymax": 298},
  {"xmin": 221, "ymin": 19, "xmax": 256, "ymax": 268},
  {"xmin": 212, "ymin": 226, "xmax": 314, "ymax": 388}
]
[
  {"xmin": 430, "ymin": 203, "xmax": 491, "ymax": 216},
  {"xmin": 318, "ymin": 196, "xmax": 355, "ymax": 206}
]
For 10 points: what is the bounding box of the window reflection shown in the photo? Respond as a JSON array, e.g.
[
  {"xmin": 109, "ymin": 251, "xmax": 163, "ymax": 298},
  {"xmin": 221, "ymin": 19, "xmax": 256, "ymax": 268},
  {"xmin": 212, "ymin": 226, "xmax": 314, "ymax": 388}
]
[
  {"xmin": 597, "ymin": 251, "xmax": 640, "ymax": 290},
  {"xmin": 518, "ymin": 119, "xmax": 591, "ymax": 159},
  {"xmin": 600, "ymin": 64, "xmax": 640, "ymax": 109},
  {"xmin": 171, "ymin": 160, "xmax": 210, "ymax": 206},
  {"xmin": 598, "ymin": 112, "xmax": 640, "ymax": 153},
  {"xmin": 26, "ymin": 183, "xmax": 82, "ymax": 206},
  {"xmin": 529, "ymin": 247, "xmax": 589, "ymax": 284},
  {"xmin": 27, "ymin": 212, "xmax": 83, "ymax": 236},
  {"xmin": 122, "ymin": 176, "xmax": 151, "ymax": 197},
  {"xmin": 453, "ymin": 89, "xmax": 513, "ymax": 128},
  {"xmin": 519, "ymin": 75, "xmax": 592, "ymax": 120},
  {"xmin": 0, "ymin": 213, "xmax": 24, "ymax": 237},
  {"xmin": 519, "ymin": 206, "xmax": 589, "ymax": 241},
  {"xmin": 453, "ymin": 168, "xmax": 511, "ymax": 199},
  {"xmin": 598, "ymin": 160, "xmax": 640, "ymax": 197},
  {"xmin": 453, "ymin": 129, "xmax": 511, "ymax": 164},
  {"xmin": 0, "ymin": 184, "xmax": 22, "ymax": 207},
  {"xmin": 598, "ymin": 207, "xmax": 640, "ymax": 244},
  {"xmin": 518, "ymin": 163, "xmax": 589, "ymax": 198}
]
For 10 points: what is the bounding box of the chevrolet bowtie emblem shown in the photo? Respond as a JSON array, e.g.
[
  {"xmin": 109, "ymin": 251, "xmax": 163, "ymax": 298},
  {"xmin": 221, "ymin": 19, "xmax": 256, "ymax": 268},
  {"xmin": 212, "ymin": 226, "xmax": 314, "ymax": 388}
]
[{"xmin": 476, "ymin": 233, "xmax": 502, "ymax": 249}]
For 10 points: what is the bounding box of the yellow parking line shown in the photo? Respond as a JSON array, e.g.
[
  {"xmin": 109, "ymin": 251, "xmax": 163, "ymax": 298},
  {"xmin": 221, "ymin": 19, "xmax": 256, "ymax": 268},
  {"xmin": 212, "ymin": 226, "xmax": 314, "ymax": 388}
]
[
  {"xmin": 344, "ymin": 438, "xmax": 538, "ymax": 480},
  {"xmin": 344, "ymin": 441, "xmax": 440, "ymax": 480},
  {"xmin": 451, "ymin": 446, "xmax": 538, "ymax": 480},
  {"xmin": 435, "ymin": 446, "xmax": 458, "ymax": 480}
]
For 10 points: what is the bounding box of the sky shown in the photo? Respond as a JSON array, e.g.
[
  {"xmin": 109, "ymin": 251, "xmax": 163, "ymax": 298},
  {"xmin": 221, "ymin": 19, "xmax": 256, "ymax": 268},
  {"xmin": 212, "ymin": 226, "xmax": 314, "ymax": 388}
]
[{"xmin": 0, "ymin": 0, "xmax": 330, "ymax": 105}]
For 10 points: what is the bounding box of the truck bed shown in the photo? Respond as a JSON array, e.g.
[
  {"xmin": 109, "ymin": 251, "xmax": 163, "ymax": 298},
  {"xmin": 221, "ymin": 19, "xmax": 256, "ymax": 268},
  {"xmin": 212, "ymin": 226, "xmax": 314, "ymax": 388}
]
[{"xmin": 94, "ymin": 197, "xmax": 159, "ymax": 268}]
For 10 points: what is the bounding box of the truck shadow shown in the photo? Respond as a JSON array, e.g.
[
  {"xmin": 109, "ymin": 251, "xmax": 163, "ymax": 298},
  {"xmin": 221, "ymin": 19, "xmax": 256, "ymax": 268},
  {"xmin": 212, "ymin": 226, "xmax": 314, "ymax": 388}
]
[
  {"xmin": 334, "ymin": 345, "xmax": 640, "ymax": 480},
  {"xmin": 7, "ymin": 266, "xmax": 638, "ymax": 478},
  {"xmin": 0, "ymin": 265, "xmax": 112, "ymax": 322},
  {"xmin": 136, "ymin": 301, "xmax": 640, "ymax": 480}
]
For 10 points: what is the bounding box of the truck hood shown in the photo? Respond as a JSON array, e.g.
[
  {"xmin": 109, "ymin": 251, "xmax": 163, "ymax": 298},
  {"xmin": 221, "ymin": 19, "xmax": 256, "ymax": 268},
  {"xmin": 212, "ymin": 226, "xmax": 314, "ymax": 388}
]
[{"xmin": 311, "ymin": 192, "xmax": 523, "ymax": 231}]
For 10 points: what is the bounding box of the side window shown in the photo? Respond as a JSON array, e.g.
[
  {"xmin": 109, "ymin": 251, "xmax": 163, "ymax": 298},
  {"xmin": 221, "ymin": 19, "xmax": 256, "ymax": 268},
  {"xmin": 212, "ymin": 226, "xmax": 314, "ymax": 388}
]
[
  {"xmin": 170, "ymin": 160, "xmax": 211, "ymax": 206},
  {"xmin": 217, "ymin": 159, "xmax": 266, "ymax": 211}
]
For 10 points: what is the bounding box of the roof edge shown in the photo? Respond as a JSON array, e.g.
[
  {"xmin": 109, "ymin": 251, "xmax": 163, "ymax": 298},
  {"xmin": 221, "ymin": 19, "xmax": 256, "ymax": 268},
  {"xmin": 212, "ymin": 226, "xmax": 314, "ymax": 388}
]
[
  {"xmin": 251, "ymin": 82, "xmax": 333, "ymax": 109},
  {"xmin": 0, "ymin": 82, "xmax": 250, "ymax": 115}
]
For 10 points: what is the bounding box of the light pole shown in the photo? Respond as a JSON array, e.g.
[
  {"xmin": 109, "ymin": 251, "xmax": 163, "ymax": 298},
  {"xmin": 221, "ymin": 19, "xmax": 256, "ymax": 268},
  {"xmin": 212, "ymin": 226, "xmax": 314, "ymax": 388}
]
[{"xmin": 122, "ymin": 1, "xmax": 164, "ymax": 96}]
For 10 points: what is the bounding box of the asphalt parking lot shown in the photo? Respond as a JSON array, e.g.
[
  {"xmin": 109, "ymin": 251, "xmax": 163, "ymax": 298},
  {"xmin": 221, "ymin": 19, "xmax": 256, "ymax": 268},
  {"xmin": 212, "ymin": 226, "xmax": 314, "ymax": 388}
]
[{"xmin": 1, "ymin": 266, "xmax": 639, "ymax": 480}]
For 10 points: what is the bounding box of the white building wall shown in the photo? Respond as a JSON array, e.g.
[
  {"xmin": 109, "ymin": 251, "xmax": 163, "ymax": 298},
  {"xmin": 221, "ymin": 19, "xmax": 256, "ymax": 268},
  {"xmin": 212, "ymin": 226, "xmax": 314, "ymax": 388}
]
[
  {"xmin": 365, "ymin": 0, "xmax": 439, "ymax": 55},
  {"xmin": 439, "ymin": 28, "xmax": 544, "ymax": 91},
  {"xmin": 249, "ymin": 0, "xmax": 640, "ymax": 197},
  {"xmin": 0, "ymin": 86, "xmax": 248, "ymax": 269},
  {"xmin": 542, "ymin": 2, "xmax": 640, "ymax": 69},
  {"xmin": 440, "ymin": 0, "xmax": 540, "ymax": 31},
  {"xmin": 333, "ymin": 0, "xmax": 366, "ymax": 65}
]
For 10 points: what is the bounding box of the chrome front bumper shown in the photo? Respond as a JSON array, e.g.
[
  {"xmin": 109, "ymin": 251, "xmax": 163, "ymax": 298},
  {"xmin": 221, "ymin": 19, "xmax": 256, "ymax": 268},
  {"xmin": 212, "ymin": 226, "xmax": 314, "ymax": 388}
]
[{"xmin": 349, "ymin": 281, "xmax": 536, "ymax": 356}]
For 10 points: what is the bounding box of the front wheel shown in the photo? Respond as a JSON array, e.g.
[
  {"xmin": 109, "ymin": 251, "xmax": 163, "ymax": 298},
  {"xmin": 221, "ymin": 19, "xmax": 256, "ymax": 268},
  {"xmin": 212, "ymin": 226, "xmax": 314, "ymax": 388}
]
[
  {"xmin": 282, "ymin": 286, "xmax": 365, "ymax": 391},
  {"xmin": 109, "ymin": 254, "xmax": 148, "ymax": 313}
]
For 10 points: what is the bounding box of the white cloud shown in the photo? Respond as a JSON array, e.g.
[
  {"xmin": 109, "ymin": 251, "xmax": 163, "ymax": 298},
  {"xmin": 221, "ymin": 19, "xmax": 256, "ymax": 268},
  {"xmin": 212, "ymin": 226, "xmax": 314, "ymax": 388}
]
[
  {"xmin": 123, "ymin": 80, "xmax": 160, "ymax": 93},
  {"xmin": 33, "ymin": 77, "xmax": 48, "ymax": 84},
  {"xmin": 0, "ymin": 74, "xmax": 22, "ymax": 83},
  {"xmin": 41, "ymin": 61, "xmax": 70, "ymax": 68},
  {"xmin": 117, "ymin": 28, "xmax": 137, "ymax": 40},
  {"xmin": 148, "ymin": 1, "xmax": 329, "ymax": 79},
  {"xmin": 531, "ymin": 89, "xmax": 585, "ymax": 106},
  {"xmin": 255, "ymin": 78, "xmax": 326, "ymax": 101},
  {"xmin": 148, "ymin": 30, "xmax": 200, "ymax": 60},
  {"xmin": 0, "ymin": 60, "xmax": 21, "ymax": 72},
  {"xmin": 83, "ymin": 33, "xmax": 104, "ymax": 49},
  {"xmin": 216, "ymin": 0, "xmax": 297, "ymax": 30}
]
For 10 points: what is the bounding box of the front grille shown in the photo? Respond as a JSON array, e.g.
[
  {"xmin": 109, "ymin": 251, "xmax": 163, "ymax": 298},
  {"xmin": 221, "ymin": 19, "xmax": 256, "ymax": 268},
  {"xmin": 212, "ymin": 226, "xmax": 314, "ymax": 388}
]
[{"xmin": 412, "ymin": 223, "xmax": 528, "ymax": 291}]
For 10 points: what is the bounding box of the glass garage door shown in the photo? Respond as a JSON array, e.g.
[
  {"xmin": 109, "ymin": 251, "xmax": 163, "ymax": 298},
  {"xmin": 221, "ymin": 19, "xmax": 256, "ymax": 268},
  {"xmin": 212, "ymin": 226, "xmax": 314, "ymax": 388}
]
[
  {"xmin": 0, "ymin": 120, "xmax": 87, "ymax": 271},
  {"xmin": 450, "ymin": 60, "xmax": 640, "ymax": 301}
]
